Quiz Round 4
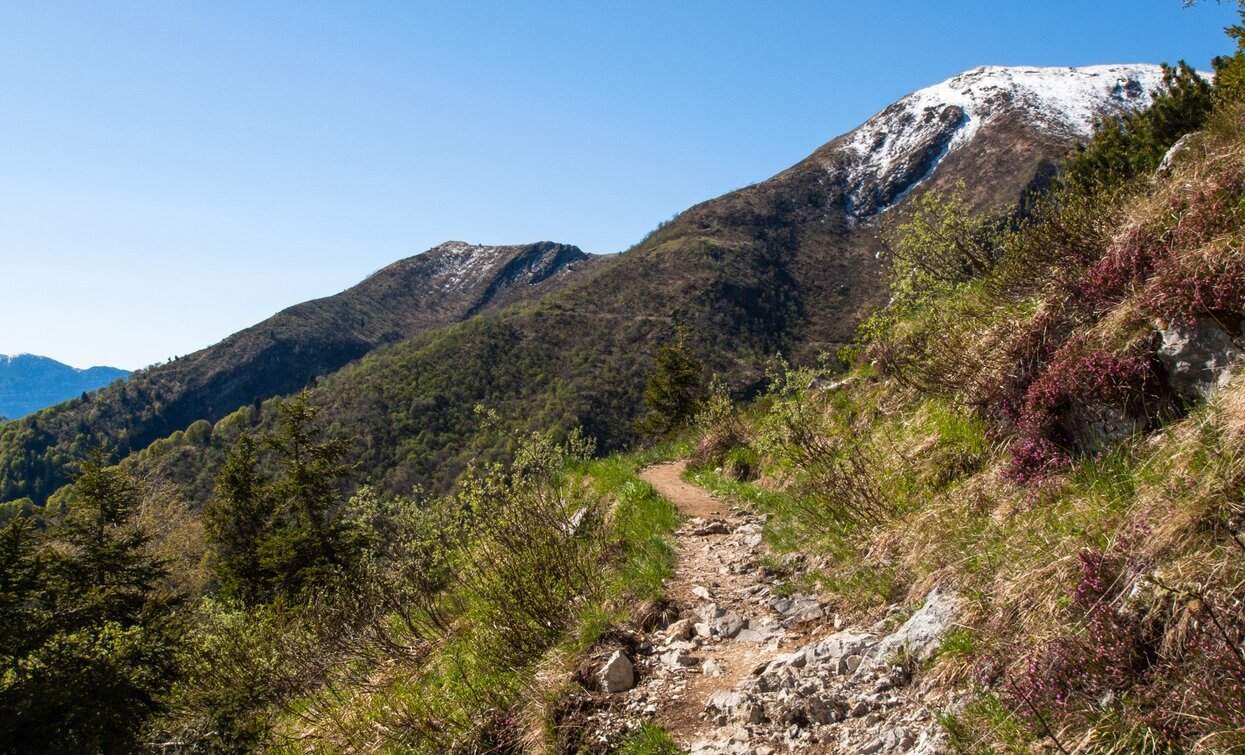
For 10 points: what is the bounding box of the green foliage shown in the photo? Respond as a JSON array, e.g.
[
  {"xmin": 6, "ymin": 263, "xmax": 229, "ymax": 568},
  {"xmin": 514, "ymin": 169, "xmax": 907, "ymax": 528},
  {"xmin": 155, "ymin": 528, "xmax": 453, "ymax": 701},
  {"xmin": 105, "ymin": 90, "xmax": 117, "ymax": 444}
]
[
  {"xmin": 848, "ymin": 187, "xmax": 1000, "ymax": 378},
  {"xmin": 0, "ymin": 452, "xmax": 182, "ymax": 754},
  {"xmin": 757, "ymin": 360, "xmax": 893, "ymax": 528},
  {"xmin": 617, "ymin": 723, "xmax": 686, "ymax": 755},
  {"xmin": 933, "ymin": 626, "xmax": 977, "ymax": 662},
  {"xmin": 887, "ymin": 181, "xmax": 999, "ymax": 312},
  {"xmin": 637, "ymin": 326, "xmax": 708, "ymax": 438},
  {"xmin": 0, "ymin": 517, "xmax": 42, "ymax": 666},
  {"xmin": 1212, "ymin": 12, "xmax": 1245, "ymax": 104},
  {"xmin": 1064, "ymin": 62, "xmax": 1214, "ymax": 190},
  {"xmin": 0, "ymin": 498, "xmax": 39, "ymax": 527},
  {"xmin": 203, "ymin": 392, "xmax": 357, "ymax": 605}
]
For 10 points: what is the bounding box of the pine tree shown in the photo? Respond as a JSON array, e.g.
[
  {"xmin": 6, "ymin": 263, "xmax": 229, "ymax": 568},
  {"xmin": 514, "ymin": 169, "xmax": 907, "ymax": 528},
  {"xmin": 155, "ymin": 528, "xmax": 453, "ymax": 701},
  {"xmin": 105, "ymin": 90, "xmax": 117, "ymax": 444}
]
[
  {"xmin": 203, "ymin": 434, "xmax": 268, "ymax": 604},
  {"xmin": 1064, "ymin": 62, "xmax": 1213, "ymax": 189},
  {"xmin": 0, "ymin": 450, "xmax": 182, "ymax": 754},
  {"xmin": 204, "ymin": 391, "xmax": 356, "ymax": 605},
  {"xmin": 636, "ymin": 326, "xmax": 707, "ymax": 438},
  {"xmin": 0, "ymin": 517, "xmax": 44, "ymax": 673}
]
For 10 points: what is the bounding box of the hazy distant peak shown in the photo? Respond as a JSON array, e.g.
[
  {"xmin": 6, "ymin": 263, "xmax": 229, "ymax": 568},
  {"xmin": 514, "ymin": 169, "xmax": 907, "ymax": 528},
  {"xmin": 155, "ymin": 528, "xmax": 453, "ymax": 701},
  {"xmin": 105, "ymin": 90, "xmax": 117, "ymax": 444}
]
[{"xmin": 0, "ymin": 353, "xmax": 130, "ymax": 420}]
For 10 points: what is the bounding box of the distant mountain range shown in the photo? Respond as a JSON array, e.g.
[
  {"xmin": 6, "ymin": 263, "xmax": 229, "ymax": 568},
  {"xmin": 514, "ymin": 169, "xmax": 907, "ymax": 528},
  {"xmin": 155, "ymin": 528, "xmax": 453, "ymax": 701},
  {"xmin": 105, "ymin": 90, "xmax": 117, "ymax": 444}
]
[
  {"xmin": 0, "ymin": 354, "xmax": 129, "ymax": 420},
  {"xmin": 0, "ymin": 63, "xmax": 1173, "ymax": 505}
]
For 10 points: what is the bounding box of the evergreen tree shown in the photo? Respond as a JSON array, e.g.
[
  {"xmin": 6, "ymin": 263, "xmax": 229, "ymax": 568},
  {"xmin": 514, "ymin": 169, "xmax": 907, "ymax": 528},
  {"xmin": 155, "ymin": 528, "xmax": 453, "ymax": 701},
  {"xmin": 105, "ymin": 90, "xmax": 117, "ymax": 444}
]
[
  {"xmin": 636, "ymin": 327, "xmax": 707, "ymax": 438},
  {"xmin": 204, "ymin": 391, "xmax": 356, "ymax": 605},
  {"xmin": 203, "ymin": 434, "xmax": 268, "ymax": 604},
  {"xmin": 0, "ymin": 450, "xmax": 182, "ymax": 755},
  {"xmin": 0, "ymin": 517, "xmax": 44, "ymax": 673},
  {"xmin": 1212, "ymin": 11, "xmax": 1245, "ymax": 103},
  {"xmin": 1064, "ymin": 62, "xmax": 1213, "ymax": 189}
]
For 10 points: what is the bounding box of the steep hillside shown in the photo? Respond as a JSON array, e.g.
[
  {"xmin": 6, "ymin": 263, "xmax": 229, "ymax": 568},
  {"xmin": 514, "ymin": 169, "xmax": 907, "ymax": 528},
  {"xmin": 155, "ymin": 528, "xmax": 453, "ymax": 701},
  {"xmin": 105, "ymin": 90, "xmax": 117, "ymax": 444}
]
[
  {"xmin": 0, "ymin": 64, "xmax": 1171, "ymax": 505},
  {"xmin": 287, "ymin": 64, "xmax": 1176, "ymax": 497},
  {"xmin": 0, "ymin": 241, "xmax": 596, "ymax": 503},
  {"xmin": 0, "ymin": 355, "xmax": 129, "ymax": 420},
  {"xmin": 676, "ymin": 83, "xmax": 1245, "ymax": 752}
]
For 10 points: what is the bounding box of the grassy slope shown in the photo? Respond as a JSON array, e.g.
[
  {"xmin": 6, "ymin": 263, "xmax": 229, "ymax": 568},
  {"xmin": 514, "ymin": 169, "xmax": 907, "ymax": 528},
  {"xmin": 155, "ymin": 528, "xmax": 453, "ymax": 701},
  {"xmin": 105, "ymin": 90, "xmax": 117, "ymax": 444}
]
[
  {"xmin": 259, "ymin": 447, "xmax": 684, "ymax": 754},
  {"xmin": 683, "ymin": 102, "xmax": 1245, "ymax": 752}
]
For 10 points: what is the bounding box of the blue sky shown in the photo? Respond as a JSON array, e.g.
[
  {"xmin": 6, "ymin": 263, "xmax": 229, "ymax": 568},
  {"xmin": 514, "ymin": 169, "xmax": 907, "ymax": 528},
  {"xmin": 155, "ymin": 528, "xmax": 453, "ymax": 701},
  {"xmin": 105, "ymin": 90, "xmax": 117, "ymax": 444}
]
[{"xmin": 2, "ymin": 0, "xmax": 1240, "ymax": 369}]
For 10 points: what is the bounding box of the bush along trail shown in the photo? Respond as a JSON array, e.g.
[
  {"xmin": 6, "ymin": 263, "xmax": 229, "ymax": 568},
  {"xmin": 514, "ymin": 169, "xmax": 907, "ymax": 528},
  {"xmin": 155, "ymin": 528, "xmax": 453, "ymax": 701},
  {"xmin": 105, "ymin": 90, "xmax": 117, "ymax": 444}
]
[{"xmin": 580, "ymin": 460, "xmax": 961, "ymax": 754}]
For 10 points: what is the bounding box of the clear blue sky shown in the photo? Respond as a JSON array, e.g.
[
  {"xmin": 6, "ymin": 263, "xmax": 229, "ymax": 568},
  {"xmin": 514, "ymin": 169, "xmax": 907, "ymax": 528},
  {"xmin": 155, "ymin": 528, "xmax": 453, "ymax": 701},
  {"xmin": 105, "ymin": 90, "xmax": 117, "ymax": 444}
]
[{"xmin": 2, "ymin": 1, "xmax": 1239, "ymax": 370}]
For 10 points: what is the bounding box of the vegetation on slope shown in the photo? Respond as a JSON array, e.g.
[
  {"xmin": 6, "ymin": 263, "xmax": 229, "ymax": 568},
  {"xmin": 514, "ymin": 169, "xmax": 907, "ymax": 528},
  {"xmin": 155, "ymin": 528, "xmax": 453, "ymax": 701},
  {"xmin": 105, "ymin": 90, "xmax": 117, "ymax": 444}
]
[
  {"xmin": 679, "ymin": 48, "xmax": 1245, "ymax": 752},
  {"xmin": 0, "ymin": 242, "xmax": 596, "ymax": 506}
]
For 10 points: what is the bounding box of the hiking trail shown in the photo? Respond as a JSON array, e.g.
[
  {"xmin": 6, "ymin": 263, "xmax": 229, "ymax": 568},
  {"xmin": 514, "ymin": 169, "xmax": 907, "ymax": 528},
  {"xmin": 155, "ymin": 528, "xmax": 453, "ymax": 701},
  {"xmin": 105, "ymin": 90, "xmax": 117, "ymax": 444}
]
[{"xmin": 576, "ymin": 460, "xmax": 956, "ymax": 754}]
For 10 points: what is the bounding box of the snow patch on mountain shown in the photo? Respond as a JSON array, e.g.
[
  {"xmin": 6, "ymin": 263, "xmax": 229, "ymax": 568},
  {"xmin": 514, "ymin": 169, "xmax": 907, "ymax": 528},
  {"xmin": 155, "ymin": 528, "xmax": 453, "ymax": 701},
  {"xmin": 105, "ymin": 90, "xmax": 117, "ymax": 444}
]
[
  {"xmin": 838, "ymin": 64, "xmax": 1172, "ymax": 216},
  {"xmin": 429, "ymin": 241, "xmax": 504, "ymax": 292}
]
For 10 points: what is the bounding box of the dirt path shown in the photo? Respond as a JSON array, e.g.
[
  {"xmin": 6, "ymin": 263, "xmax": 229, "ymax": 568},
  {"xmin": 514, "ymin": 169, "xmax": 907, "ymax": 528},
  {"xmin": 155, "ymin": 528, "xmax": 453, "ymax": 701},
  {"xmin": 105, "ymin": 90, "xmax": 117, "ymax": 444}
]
[
  {"xmin": 631, "ymin": 462, "xmax": 823, "ymax": 750},
  {"xmin": 639, "ymin": 462, "xmax": 733, "ymax": 520},
  {"xmin": 577, "ymin": 462, "xmax": 954, "ymax": 754}
]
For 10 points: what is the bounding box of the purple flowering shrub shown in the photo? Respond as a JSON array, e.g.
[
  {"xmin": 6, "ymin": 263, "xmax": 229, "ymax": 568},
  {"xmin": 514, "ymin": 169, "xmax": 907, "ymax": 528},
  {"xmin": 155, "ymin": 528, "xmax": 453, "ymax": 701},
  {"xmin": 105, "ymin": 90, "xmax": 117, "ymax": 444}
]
[
  {"xmin": 1004, "ymin": 338, "xmax": 1155, "ymax": 483},
  {"xmin": 1146, "ymin": 612, "xmax": 1245, "ymax": 751},
  {"xmin": 992, "ymin": 530, "xmax": 1245, "ymax": 750},
  {"xmin": 1075, "ymin": 168, "xmax": 1245, "ymax": 322},
  {"xmin": 998, "ymin": 544, "xmax": 1159, "ymax": 739}
]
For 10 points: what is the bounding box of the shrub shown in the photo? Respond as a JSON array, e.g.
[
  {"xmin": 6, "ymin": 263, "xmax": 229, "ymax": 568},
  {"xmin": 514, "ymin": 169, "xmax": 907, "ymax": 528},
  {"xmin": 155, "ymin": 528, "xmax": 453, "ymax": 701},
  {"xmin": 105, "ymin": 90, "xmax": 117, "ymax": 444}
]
[{"xmin": 1005, "ymin": 339, "xmax": 1158, "ymax": 483}]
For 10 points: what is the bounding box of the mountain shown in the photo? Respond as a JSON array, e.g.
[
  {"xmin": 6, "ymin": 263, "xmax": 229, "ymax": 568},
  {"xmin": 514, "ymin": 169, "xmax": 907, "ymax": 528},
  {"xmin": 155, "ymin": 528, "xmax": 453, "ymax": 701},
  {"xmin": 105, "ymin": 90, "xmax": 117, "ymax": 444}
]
[
  {"xmin": 0, "ymin": 354, "xmax": 129, "ymax": 420},
  {"xmin": 0, "ymin": 241, "xmax": 597, "ymax": 502},
  {"xmin": 833, "ymin": 64, "xmax": 1166, "ymax": 215},
  {"xmin": 0, "ymin": 64, "xmax": 1172, "ymax": 505},
  {"xmin": 236, "ymin": 63, "xmax": 1178, "ymax": 497},
  {"xmin": 147, "ymin": 240, "xmax": 597, "ymax": 420}
]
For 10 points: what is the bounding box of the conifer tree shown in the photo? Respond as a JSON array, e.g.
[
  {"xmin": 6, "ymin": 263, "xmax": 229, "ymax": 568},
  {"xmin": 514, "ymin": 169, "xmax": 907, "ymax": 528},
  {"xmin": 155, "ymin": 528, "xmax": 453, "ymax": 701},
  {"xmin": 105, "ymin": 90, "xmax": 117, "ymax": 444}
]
[
  {"xmin": 203, "ymin": 434, "xmax": 268, "ymax": 604},
  {"xmin": 0, "ymin": 517, "xmax": 44, "ymax": 673},
  {"xmin": 1064, "ymin": 62, "xmax": 1213, "ymax": 188},
  {"xmin": 636, "ymin": 326, "xmax": 707, "ymax": 438},
  {"xmin": 0, "ymin": 450, "xmax": 182, "ymax": 754},
  {"xmin": 204, "ymin": 391, "xmax": 356, "ymax": 605}
]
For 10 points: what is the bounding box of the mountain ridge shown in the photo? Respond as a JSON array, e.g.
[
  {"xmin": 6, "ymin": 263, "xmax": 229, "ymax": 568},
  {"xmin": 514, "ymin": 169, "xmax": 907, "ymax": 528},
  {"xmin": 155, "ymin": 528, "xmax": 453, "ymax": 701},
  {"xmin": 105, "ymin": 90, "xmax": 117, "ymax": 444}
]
[
  {"xmin": 0, "ymin": 240, "xmax": 597, "ymax": 502},
  {"xmin": 0, "ymin": 62, "xmax": 1175, "ymax": 505},
  {"xmin": 0, "ymin": 354, "xmax": 129, "ymax": 421}
]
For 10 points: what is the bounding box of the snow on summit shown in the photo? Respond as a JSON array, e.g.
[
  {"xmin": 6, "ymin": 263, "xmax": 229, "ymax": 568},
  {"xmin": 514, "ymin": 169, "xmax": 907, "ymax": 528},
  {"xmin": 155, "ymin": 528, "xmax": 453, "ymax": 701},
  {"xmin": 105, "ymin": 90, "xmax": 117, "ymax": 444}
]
[{"xmin": 838, "ymin": 64, "xmax": 1170, "ymax": 216}]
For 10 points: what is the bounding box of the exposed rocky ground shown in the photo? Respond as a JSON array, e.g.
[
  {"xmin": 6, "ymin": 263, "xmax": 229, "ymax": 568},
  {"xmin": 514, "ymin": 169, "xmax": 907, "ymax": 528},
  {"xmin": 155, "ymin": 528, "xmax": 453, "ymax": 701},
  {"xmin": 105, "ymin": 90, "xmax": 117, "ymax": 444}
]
[{"xmin": 573, "ymin": 462, "xmax": 961, "ymax": 753}]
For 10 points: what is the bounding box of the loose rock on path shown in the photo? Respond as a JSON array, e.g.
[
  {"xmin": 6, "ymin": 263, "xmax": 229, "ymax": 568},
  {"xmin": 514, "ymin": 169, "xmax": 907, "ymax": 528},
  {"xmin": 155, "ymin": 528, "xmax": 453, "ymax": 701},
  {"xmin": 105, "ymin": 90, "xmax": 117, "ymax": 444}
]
[{"xmin": 579, "ymin": 461, "xmax": 956, "ymax": 754}]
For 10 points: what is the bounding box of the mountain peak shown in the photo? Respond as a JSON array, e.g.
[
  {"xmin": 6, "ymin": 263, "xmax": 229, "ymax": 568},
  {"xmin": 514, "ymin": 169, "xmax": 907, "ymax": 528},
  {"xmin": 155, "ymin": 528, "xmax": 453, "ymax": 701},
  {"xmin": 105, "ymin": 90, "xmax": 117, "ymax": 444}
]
[
  {"xmin": 836, "ymin": 63, "xmax": 1170, "ymax": 216},
  {"xmin": 0, "ymin": 354, "xmax": 130, "ymax": 420}
]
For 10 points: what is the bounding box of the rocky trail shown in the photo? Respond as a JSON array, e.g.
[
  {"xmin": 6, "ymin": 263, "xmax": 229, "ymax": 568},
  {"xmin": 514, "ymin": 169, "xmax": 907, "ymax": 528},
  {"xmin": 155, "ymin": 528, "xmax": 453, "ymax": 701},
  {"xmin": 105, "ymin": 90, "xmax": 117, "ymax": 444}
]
[{"xmin": 574, "ymin": 461, "xmax": 959, "ymax": 754}]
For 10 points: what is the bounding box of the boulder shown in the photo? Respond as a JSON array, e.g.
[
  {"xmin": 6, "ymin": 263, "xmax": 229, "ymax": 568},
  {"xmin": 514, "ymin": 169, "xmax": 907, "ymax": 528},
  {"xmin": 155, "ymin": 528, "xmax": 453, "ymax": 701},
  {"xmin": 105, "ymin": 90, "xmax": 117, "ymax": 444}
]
[
  {"xmin": 599, "ymin": 650, "xmax": 635, "ymax": 693},
  {"xmin": 1155, "ymin": 133, "xmax": 1194, "ymax": 176},
  {"xmin": 1158, "ymin": 316, "xmax": 1243, "ymax": 404},
  {"xmin": 870, "ymin": 585, "xmax": 959, "ymax": 665},
  {"xmin": 806, "ymin": 630, "xmax": 876, "ymax": 669}
]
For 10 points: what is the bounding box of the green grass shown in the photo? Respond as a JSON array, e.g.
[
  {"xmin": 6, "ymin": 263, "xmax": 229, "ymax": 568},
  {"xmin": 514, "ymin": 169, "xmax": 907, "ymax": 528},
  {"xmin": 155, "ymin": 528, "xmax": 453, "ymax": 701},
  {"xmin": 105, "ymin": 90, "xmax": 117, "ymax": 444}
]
[
  {"xmin": 616, "ymin": 722, "xmax": 686, "ymax": 755},
  {"xmin": 933, "ymin": 625, "xmax": 977, "ymax": 662},
  {"xmin": 938, "ymin": 693, "xmax": 1036, "ymax": 754},
  {"xmin": 261, "ymin": 446, "xmax": 685, "ymax": 753}
]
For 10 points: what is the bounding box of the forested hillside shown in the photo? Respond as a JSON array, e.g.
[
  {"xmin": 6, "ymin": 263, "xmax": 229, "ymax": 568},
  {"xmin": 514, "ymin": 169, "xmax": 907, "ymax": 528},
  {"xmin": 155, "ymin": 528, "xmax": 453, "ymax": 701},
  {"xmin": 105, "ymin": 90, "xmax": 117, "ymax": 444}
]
[
  {"xmin": 1, "ymin": 26, "xmax": 1240, "ymax": 754},
  {"xmin": 0, "ymin": 241, "xmax": 596, "ymax": 504}
]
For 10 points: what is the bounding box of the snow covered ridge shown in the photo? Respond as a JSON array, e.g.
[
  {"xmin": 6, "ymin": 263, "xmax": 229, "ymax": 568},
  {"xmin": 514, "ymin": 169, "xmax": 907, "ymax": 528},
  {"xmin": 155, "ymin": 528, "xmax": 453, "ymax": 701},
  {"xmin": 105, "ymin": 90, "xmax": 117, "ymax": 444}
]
[
  {"xmin": 427, "ymin": 241, "xmax": 505, "ymax": 292},
  {"xmin": 838, "ymin": 64, "xmax": 1173, "ymax": 217}
]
